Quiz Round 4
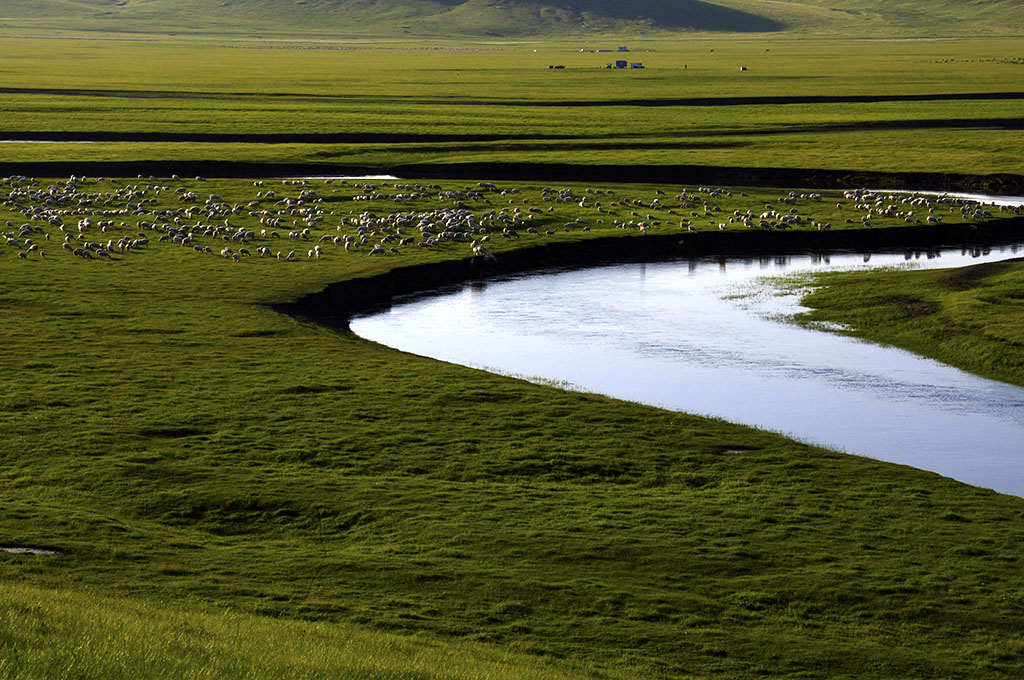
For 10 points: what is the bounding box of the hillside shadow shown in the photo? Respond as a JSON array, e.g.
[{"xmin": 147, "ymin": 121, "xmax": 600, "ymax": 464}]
[
  {"xmin": 442, "ymin": 0, "xmax": 786, "ymax": 32},
  {"xmin": 558, "ymin": 0, "xmax": 786, "ymax": 31}
]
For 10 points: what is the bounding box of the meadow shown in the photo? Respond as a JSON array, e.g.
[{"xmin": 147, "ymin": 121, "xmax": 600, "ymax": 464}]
[
  {"xmin": 1, "ymin": 22, "xmax": 1024, "ymax": 679},
  {"xmin": 2, "ymin": 174, "xmax": 1024, "ymax": 678},
  {"xmin": 1, "ymin": 582, "xmax": 622, "ymax": 680},
  {"xmin": 0, "ymin": 36, "xmax": 1022, "ymax": 178}
]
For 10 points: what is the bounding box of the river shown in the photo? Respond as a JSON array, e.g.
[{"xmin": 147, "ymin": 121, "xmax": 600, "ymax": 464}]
[{"xmin": 351, "ymin": 239, "xmax": 1024, "ymax": 497}]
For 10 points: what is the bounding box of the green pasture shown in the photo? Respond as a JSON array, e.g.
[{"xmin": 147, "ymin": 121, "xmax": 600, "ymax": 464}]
[
  {"xmin": 0, "ymin": 36, "xmax": 1019, "ymax": 97},
  {"xmin": 1, "ymin": 36, "xmax": 1022, "ymax": 177},
  {"xmin": 2, "ymin": 16, "xmax": 1023, "ymax": 678},
  {"xmin": 0, "ymin": 582, "xmax": 613, "ymax": 680},
  {"xmin": 2, "ymin": 175, "xmax": 1024, "ymax": 678},
  {"xmin": 2, "ymin": 125, "xmax": 1019, "ymax": 175}
]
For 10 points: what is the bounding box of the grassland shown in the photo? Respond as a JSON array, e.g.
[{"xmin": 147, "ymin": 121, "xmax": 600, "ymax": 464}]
[
  {"xmin": 0, "ymin": 36, "xmax": 1022, "ymax": 181},
  {"xmin": 2, "ymin": 14, "xmax": 1024, "ymax": 677},
  {"xmin": 2, "ymin": 175, "xmax": 1024, "ymax": 678},
  {"xmin": 1, "ymin": 581, "xmax": 621, "ymax": 680}
]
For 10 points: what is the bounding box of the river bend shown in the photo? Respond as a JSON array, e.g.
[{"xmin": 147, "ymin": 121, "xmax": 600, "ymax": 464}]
[{"xmin": 352, "ymin": 242, "xmax": 1024, "ymax": 497}]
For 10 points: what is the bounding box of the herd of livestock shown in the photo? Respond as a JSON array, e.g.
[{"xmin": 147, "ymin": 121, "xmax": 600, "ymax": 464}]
[{"xmin": 2, "ymin": 175, "xmax": 1020, "ymax": 265}]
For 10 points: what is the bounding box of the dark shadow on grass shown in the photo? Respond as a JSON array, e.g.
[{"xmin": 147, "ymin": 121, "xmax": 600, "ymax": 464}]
[
  {"xmin": 231, "ymin": 329, "xmax": 284, "ymax": 338},
  {"xmin": 0, "ymin": 131, "xmax": 583, "ymax": 144},
  {"xmin": 3, "ymin": 118, "xmax": 1019, "ymax": 146},
  {"xmin": 2, "ymin": 87, "xmax": 1022, "ymax": 108},
  {"xmin": 139, "ymin": 427, "xmax": 207, "ymax": 438},
  {"xmin": 279, "ymin": 384, "xmax": 352, "ymax": 395},
  {"xmin": 706, "ymin": 118, "xmax": 1024, "ymax": 135},
  {"xmin": 3, "ymin": 161, "xmax": 1023, "ymax": 195},
  {"xmin": 938, "ymin": 259, "xmax": 1020, "ymax": 290},
  {"xmin": 309, "ymin": 141, "xmax": 749, "ymax": 157}
]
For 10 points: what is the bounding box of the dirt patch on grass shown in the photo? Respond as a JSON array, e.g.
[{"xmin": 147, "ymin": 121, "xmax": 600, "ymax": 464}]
[{"xmin": 904, "ymin": 300, "xmax": 940, "ymax": 317}]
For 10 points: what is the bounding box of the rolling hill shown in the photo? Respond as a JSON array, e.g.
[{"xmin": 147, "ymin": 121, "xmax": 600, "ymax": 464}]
[{"xmin": 1, "ymin": 0, "xmax": 1022, "ymax": 37}]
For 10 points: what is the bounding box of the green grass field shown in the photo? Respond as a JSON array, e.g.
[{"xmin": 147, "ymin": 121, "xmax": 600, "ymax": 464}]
[
  {"xmin": 2, "ymin": 175, "xmax": 1024, "ymax": 678},
  {"xmin": 1, "ymin": 581, "xmax": 619, "ymax": 679},
  {"xmin": 1, "ymin": 36, "xmax": 1022, "ymax": 178},
  {"xmin": 2, "ymin": 8, "xmax": 1024, "ymax": 676}
]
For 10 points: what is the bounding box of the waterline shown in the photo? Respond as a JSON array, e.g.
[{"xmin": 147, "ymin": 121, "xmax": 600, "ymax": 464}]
[{"xmin": 352, "ymin": 243, "xmax": 1024, "ymax": 496}]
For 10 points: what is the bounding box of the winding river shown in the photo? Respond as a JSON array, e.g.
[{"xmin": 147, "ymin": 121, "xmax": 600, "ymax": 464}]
[{"xmin": 351, "ymin": 236, "xmax": 1024, "ymax": 499}]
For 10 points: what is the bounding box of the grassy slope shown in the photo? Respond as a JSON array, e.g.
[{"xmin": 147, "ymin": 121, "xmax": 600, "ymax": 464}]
[
  {"xmin": 1, "ymin": 0, "xmax": 1022, "ymax": 36},
  {"xmin": 0, "ymin": 0, "xmax": 781, "ymax": 35},
  {"xmin": 721, "ymin": 0, "xmax": 1024, "ymax": 34},
  {"xmin": 0, "ymin": 582, "xmax": 613, "ymax": 679},
  {"xmin": 799, "ymin": 257, "xmax": 1024, "ymax": 387},
  {"xmin": 2, "ymin": 176, "xmax": 1024, "ymax": 678}
]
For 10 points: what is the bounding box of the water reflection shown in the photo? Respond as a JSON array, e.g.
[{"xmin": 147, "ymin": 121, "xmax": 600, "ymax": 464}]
[{"xmin": 352, "ymin": 242, "xmax": 1024, "ymax": 497}]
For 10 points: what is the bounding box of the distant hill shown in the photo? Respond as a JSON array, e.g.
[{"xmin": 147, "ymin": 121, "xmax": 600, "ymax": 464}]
[
  {"xmin": 726, "ymin": 0, "xmax": 1024, "ymax": 35},
  {"xmin": 1, "ymin": 0, "xmax": 1021, "ymax": 36},
  {"xmin": 0, "ymin": 0, "xmax": 784, "ymax": 35},
  {"xmin": 411, "ymin": 0, "xmax": 786, "ymax": 34}
]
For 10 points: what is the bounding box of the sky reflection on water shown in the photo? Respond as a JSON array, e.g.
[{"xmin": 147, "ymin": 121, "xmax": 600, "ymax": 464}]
[{"xmin": 352, "ymin": 242, "xmax": 1024, "ymax": 496}]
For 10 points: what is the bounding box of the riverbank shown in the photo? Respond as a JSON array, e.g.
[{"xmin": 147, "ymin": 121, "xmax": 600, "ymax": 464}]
[
  {"xmin": 3, "ymin": 160, "xmax": 1023, "ymax": 195},
  {"xmin": 799, "ymin": 256, "xmax": 1024, "ymax": 387},
  {"xmin": 348, "ymin": 243, "xmax": 1024, "ymax": 496},
  {"xmin": 278, "ymin": 214, "xmax": 1024, "ymax": 328}
]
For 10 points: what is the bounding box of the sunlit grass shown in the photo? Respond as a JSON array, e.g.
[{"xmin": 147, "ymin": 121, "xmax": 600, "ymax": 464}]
[{"xmin": 0, "ymin": 582, "xmax": 616, "ymax": 680}]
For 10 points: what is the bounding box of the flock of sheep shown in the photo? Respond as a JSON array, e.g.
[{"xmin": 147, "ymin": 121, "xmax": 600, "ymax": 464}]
[{"xmin": 2, "ymin": 174, "xmax": 1019, "ymax": 266}]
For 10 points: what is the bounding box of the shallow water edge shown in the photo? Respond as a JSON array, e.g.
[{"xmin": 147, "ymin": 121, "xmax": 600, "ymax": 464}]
[{"xmin": 348, "ymin": 243, "xmax": 1024, "ymax": 497}]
